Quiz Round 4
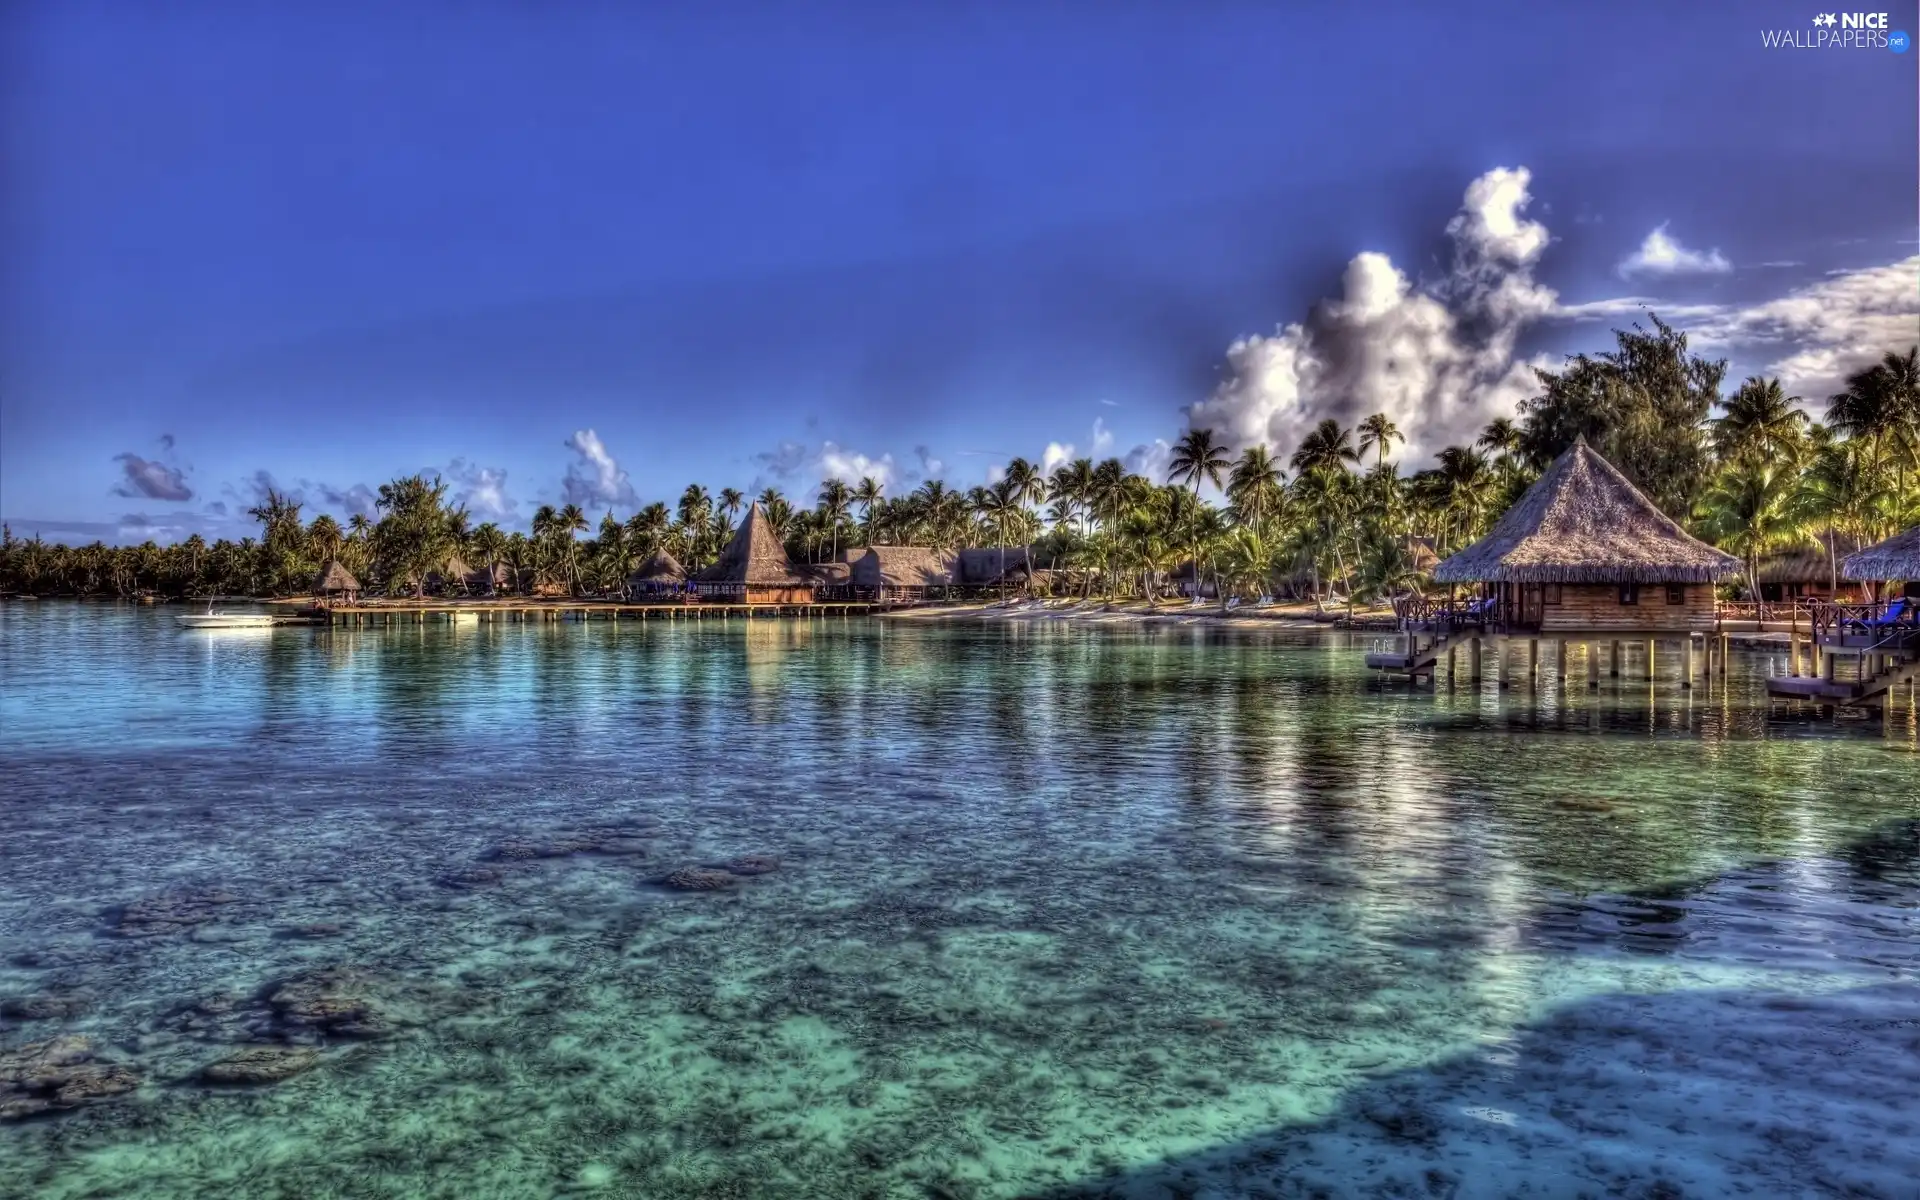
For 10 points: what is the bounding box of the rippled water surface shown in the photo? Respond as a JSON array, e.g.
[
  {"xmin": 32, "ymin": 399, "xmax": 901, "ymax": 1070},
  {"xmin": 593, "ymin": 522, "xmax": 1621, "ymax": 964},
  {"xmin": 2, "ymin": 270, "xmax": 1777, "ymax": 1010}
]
[{"xmin": 2, "ymin": 603, "xmax": 1917, "ymax": 1199}]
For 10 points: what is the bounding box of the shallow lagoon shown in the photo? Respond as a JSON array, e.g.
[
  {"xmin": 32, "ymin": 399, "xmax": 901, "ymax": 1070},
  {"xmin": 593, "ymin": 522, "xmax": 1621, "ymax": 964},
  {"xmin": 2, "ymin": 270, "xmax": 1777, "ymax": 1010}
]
[{"xmin": 1, "ymin": 604, "xmax": 1916, "ymax": 1199}]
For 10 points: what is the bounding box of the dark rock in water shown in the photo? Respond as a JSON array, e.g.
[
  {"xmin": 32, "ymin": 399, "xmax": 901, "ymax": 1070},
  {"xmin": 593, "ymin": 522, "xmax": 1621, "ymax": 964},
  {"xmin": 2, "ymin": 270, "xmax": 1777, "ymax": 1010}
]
[
  {"xmin": 0, "ymin": 1036, "xmax": 140, "ymax": 1121},
  {"xmin": 1362, "ymin": 1100, "xmax": 1440, "ymax": 1144},
  {"xmin": 436, "ymin": 865, "xmax": 505, "ymax": 890},
  {"xmin": 262, "ymin": 968, "xmax": 391, "ymax": 1039},
  {"xmin": 0, "ymin": 990, "xmax": 94, "ymax": 1021},
  {"xmin": 108, "ymin": 888, "xmax": 240, "ymax": 937},
  {"xmin": 718, "ymin": 854, "xmax": 780, "ymax": 876},
  {"xmin": 660, "ymin": 867, "xmax": 738, "ymax": 892},
  {"xmin": 199, "ymin": 1046, "xmax": 321, "ymax": 1085}
]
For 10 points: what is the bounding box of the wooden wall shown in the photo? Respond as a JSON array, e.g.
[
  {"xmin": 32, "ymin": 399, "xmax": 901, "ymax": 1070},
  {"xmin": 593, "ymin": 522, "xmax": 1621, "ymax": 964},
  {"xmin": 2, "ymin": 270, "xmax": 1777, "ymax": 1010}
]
[{"xmin": 1539, "ymin": 583, "xmax": 1717, "ymax": 633}]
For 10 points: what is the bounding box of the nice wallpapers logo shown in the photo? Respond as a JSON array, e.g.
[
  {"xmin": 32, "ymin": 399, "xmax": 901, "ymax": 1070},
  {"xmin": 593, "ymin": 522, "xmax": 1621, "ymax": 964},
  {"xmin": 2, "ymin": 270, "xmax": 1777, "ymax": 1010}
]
[{"xmin": 1761, "ymin": 12, "xmax": 1911, "ymax": 50}]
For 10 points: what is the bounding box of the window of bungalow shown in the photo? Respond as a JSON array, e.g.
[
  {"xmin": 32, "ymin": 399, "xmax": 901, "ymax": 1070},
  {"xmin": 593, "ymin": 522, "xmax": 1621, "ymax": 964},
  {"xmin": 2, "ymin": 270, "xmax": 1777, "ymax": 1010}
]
[
  {"xmin": 1665, "ymin": 584, "xmax": 1685, "ymax": 605},
  {"xmin": 1617, "ymin": 582, "xmax": 1639, "ymax": 605},
  {"xmin": 1543, "ymin": 583, "xmax": 1562, "ymax": 605}
]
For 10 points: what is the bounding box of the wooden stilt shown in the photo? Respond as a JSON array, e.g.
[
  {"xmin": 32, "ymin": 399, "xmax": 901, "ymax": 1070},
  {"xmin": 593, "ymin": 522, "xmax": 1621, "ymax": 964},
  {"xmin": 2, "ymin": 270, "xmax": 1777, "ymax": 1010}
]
[
  {"xmin": 1528, "ymin": 638, "xmax": 1539, "ymax": 688},
  {"xmin": 1446, "ymin": 644, "xmax": 1456, "ymax": 688},
  {"xmin": 1610, "ymin": 640, "xmax": 1621, "ymax": 677},
  {"xmin": 1682, "ymin": 636, "xmax": 1695, "ymax": 689},
  {"xmin": 1470, "ymin": 637, "xmax": 1482, "ymax": 683},
  {"xmin": 1587, "ymin": 642, "xmax": 1599, "ymax": 689},
  {"xmin": 1555, "ymin": 640, "xmax": 1568, "ymax": 681},
  {"xmin": 1644, "ymin": 639, "xmax": 1656, "ymax": 682}
]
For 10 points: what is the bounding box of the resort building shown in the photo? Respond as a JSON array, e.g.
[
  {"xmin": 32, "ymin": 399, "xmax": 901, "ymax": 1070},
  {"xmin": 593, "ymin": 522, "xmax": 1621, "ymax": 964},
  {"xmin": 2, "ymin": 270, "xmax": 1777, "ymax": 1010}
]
[
  {"xmin": 314, "ymin": 560, "xmax": 360, "ymax": 604},
  {"xmin": 466, "ymin": 562, "xmax": 514, "ymax": 596},
  {"xmin": 626, "ymin": 550, "xmax": 687, "ymax": 599},
  {"xmin": 1432, "ymin": 437, "xmax": 1739, "ymax": 634},
  {"xmin": 1752, "ymin": 533, "xmax": 1863, "ymax": 604},
  {"xmin": 954, "ymin": 546, "xmax": 1032, "ymax": 590},
  {"xmin": 693, "ymin": 503, "xmax": 815, "ymax": 604},
  {"xmin": 1842, "ymin": 525, "xmax": 1920, "ymax": 598},
  {"xmin": 849, "ymin": 546, "xmax": 954, "ymax": 601}
]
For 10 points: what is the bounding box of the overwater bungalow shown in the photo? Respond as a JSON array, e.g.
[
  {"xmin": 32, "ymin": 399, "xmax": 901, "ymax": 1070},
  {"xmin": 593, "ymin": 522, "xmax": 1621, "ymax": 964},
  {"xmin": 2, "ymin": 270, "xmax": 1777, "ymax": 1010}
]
[
  {"xmin": 626, "ymin": 550, "xmax": 688, "ymax": 599},
  {"xmin": 693, "ymin": 503, "xmax": 815, "ymax": 604},
  {"xmin": 1842, "ymin": 525, "xmax": 1920, "ymax": 598},
  {"xmin": 314, "ymin": 560, "xmax": 360, "ymax": 604},
  {"xmin": 1432, "ymin": 437, "xmax": 1738, "ymax": 635},
  {"xmin": 1752, "ymin": 533, "xmax": 1864, "ymax": 604}
]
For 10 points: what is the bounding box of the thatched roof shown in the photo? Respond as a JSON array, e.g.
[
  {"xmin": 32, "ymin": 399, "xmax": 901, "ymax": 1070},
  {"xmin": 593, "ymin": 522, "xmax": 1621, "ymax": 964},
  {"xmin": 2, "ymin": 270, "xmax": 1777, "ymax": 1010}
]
[
  {"xmin": 1754, "ymin": 533, "xmax": 1864, "ymax": 585},
  {"xmin": 852, "ymin": 546, "xmax": 953, "ymax": 588},
  {"xmin": 1843, "ymin": 524, "xmax": 1920, "ymax": 582},
  {"xmin": 465, "ymin": 562, "xmax": 512, "ymax": 589},
  {"xmin": 628, "ymin": 550, "xmax": 687, "ymax": 585},
  {"xmin": 954, "ymin": 546, "xmax": 1031, "ymax": 585},
  {"xmin": 1433, "ymin": 438, "xmax": 1739, "ymax": 585},
  {"xmin": 695, "ymin": 503, "xmax": 810, "ymax": 585},
  {"xmin": 314, "ymin": 560, "xmax": 360, "ymax": 593},
  {"xmin": 811, "ymin": 561, "xmax": 852, "ymax": 585}
]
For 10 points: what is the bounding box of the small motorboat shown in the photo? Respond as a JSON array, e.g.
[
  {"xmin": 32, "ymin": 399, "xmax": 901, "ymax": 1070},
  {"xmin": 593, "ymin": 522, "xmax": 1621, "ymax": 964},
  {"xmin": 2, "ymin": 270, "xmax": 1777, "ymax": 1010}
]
[{"xmin": 175, "ymin": 602, "xmax": 277, "ymax": 629}]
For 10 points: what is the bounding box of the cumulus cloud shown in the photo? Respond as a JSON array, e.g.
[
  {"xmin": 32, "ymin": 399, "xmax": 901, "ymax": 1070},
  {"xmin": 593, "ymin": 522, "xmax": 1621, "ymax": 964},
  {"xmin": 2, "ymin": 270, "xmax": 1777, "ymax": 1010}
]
[
  {"xmin": 1186, "ymin": 165, "xmax": 1557, "ymax": 465},
  {"xmin": 913, "ymin": 445, "xmax": 945, "ymax": 480},
  {"xmin": 1125, "ymin": 438, "xmax": 1174, "ymax": 482},
  {"xmin": 112, "ymin": 453, "xmax": 193, "ymax": 501},
  {"xmin": 560, "ymin": 429, "xmax": 637, "ymax": 509},
  {"xmin": 299, "ymin": 480, "xmax": 380, "ymax": 519},
  {"xmin": 445, "ymin": 459, "xmax": 517, "ymax": 522},
  {"xmin": 753, "ymin": 439, "xmax": 898, "ymax": 490},
  {"xmin": 818, "ymin": 442, "xmax": 896, "ymax": 486},
  {"xmin": 1617, "ymin": 224, "xmax": 1732, "ymax": 278}
]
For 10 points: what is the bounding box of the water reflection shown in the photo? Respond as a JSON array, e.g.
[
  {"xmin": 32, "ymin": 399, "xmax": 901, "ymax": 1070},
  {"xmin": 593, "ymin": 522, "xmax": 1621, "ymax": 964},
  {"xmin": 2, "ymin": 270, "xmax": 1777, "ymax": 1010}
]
[{"xmin": 0, "ymin": 604, "xmax": 1914, "ymax": 1198}]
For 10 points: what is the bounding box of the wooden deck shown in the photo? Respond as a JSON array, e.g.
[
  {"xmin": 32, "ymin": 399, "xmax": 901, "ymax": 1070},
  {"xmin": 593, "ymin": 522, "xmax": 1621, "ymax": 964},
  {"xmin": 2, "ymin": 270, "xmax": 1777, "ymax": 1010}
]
[{"xmin": 309, "ymin": 601, "xmax": 884, "ymax": 626}]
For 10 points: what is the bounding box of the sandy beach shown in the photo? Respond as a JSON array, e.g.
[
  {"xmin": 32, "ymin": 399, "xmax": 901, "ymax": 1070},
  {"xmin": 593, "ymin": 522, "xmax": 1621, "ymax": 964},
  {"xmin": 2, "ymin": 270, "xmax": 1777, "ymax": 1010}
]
[{"xmin": 881, "ymin": 597, "xmax": 1366, "ymax": 629}]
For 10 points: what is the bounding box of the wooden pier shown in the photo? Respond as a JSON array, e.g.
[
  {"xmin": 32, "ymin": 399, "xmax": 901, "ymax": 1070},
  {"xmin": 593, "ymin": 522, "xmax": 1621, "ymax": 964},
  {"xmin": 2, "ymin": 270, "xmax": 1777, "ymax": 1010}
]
[{"xmin": 308, "ymin": 601, "xmax": 884, "ymax": 627}]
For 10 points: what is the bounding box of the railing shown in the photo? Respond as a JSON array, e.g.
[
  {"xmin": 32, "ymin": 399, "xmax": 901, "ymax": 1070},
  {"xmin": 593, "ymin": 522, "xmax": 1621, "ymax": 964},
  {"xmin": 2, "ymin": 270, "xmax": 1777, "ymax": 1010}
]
[
  {"xmin": 1715, "ymin": 599, "xmax": 1816, "ymax": 628},
  {"xmin": 1391, "ymin": 594, "xmax": 1492, "ymax": 635},
  {"xmin": 1807, "ymin": 598, "xmax": 1918, "ymax": 646}
]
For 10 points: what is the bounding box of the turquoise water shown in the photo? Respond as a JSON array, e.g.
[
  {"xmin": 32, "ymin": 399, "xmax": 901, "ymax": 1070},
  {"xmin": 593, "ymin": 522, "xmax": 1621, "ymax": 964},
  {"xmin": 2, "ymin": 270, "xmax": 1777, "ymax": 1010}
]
[{"xmin": 1, "ymin": 603, "xmax": 1916, "ymax": 1199}]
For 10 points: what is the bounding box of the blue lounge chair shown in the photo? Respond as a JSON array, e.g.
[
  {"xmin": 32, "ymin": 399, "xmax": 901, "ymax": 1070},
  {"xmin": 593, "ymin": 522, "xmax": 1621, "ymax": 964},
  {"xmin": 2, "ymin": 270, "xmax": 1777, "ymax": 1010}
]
[{"xmin": 1851, "ymin": 597, "xmax": 1909, "ymax": 634}]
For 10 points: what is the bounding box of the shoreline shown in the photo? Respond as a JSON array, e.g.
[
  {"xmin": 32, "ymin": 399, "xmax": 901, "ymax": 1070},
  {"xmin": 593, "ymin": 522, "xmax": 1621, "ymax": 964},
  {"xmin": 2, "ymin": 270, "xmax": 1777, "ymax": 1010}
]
[{"xmin": 883, "ymin": 598, "xmax": 1369, "ymax": 629}]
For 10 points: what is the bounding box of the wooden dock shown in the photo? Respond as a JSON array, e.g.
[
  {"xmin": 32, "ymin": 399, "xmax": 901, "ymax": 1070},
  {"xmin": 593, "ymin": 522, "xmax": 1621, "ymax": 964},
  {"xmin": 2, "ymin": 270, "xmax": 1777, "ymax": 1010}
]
[{"xmin": 308, "ymin": 601, "xmax": 884, "ymax": 626}]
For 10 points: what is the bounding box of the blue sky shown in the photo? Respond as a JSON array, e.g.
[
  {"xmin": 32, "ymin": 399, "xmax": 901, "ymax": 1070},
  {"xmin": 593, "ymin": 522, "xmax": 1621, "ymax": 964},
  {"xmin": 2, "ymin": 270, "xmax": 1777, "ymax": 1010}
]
[{"xmin": 2, "ymin": 0, "xmax": 1915, "ymax": 543}]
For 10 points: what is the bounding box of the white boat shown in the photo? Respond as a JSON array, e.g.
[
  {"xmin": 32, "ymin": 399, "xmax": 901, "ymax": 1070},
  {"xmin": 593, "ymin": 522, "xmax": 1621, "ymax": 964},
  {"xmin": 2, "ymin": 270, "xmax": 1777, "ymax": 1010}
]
[{"xmin": 176, "ymin": 604, "xmax": 278, "ymax": 629}]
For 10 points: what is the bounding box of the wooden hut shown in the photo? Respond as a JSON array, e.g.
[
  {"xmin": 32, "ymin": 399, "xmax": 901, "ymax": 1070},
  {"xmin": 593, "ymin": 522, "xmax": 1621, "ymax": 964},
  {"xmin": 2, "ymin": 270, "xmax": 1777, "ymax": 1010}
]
[
  {"xmin": 626, "ymin": 550, "xmax": 688, "ymax": 599},
  {"xmin": 314, "ymin": 560, "xmax": 360, "ymax": 603},
  {"xmin": 1753, "ymin": 533, "xmax": 1864, "ymax": 603},
  {"xmin": 851, "ymin": 546, "xmax": 953, "ymax": 600},
  {"xmin": 1843, "ymin": 525, "xmax": 1920, "ymax": 597},
  {"xmin": 1432, "ymin": 437, "xmax": 1738, "ymax": 633},
  {"xmin": 694, "ymin": 503, "xmax": 814, "ymax": 604},
  {"xmin": 464, "ymin": 561, "xmax": 513, "ymax": 596},
  {"xmin": 954, "ymin": 546, "xmax": 1032, "ymax": 591}
]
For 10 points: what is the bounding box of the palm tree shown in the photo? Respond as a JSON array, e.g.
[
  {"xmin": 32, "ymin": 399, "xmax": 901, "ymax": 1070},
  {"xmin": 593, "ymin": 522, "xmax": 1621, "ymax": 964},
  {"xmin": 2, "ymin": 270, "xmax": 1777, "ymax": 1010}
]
[
  {"xmin": 1226, "ymin": 445, "xmax": 1285, "ymax": 533},
  {"xmin": 1003, "ymin": 457, "xmax": 1047, "ymax": 512},
  {"xmin": 718, "ymin": 488, "xmax": 745, "ymax": 525},
  {"xmin": 817, "ymin": 478, "xmax": 853, "ymax": 562},
  {"xmin": 558, "ymin": 503, "xmax": 589, "ymax": 594},
  {"xmin": 1477, "ymin": 417, "xmax": 1522, "ymax": 463},
  {"xmin": 1356, "ymin": 413, "xmax": 1403, "ymax": 470},
  {"xmin": 852, "ymin": 476, "xmax": 884, "ymax": 544},
  {"xmin": 1168, "ymin": 429, "xmax": 1230, "ymax": 597},
  {"xmin": 1049, "ymin": 457, "xmax": 1095, "ymax": 535},
  {"xmin": 1290, "ymin": 419, "xmax": 1360, "ymax": 476},
  {"xmin": 1714, "ymin": 376, "xmax": 1808, "ymax": 467},
  {"xmin": 1700, "ymin": 460, "xmax": 1805, "ymax": 601}
]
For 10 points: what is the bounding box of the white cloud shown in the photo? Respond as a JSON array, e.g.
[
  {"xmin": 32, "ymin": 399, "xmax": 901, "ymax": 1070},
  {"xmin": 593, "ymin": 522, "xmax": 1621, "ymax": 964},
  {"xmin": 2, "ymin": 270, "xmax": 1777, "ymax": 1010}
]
[
  {"xmin": 112, "ymin": 452, "xmax": 193, "ymax": 501},
  {"xmin": 560, "ymin": 429, "xmax": 638, "ymax": 510},
  {"xmin": 447, "ymin": 460, "xmax": 517, "ymax": 522},
  {"xmin": 1681, "ymin": 256, "xmax": 1920, "ymax": 398},
  {"xmin": 818, "ymin": 441, "xmax": 896, "ymax": 486},
  {"xmin": 1616, "ymin": 223, "xmax": 1731, "ymax": 278},
  {"xmin": 1091, "ymin": 417, "xmax": 1114, "ymax": 456},
  {"xmin": 1040, "ymin": 441, "xmax": 1074, "ymax": 477},
  {"xmin": 1186, "ymin": 165, "xmax": 1557, "ymax": 465},
  {"xmin": 1125, "ymin": 438, "xmax": 1173, "ymax": 482}
]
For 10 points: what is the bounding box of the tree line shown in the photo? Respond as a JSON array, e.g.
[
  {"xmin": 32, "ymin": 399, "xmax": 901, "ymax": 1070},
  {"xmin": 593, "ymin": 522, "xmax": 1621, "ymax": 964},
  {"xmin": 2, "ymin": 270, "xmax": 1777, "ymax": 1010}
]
[{"xmin": 3, "ymin": 319, "xmax": 1915, "ymax": 604}]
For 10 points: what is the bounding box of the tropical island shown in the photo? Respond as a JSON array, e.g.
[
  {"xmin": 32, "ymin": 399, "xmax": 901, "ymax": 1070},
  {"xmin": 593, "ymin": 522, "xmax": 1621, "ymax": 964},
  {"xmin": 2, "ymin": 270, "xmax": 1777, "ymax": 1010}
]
[{"xmin": 3, "ymin": 322, "xmax": 1916, "ymax": 614}]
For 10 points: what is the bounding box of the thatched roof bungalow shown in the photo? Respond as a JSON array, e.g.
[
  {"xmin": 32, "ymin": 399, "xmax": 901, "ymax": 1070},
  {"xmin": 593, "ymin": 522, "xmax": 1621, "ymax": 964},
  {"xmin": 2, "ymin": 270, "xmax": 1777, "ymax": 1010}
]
[
  {"xmin": 1753, "ymin": 533, "xmax": 1864, "ymax": 602},
  {"xmin": 1843, "ymin": 525, "xmax": 1920, "ymax": 592},
  {"xmin": 314, "ymin": 560, "xmax": 360, "ymax": 602},
  {"xmin": 955, "ymin": 546, "xmax": 1032, "ymax": 588},
  {"xmin": 852, "ymin": 546, "xmax": 953, "ymax": 593},
  {"xmin": 627, "ymin": 550, "xmax": 687, "ymax": 595},
  {"xmin": 1433, "ymin": 437, "xmax": 1739, "ymax": 633},
  {"xmin": 694, "ymin": 504, "xmax": 814, "ymax": 603},
  {"xmin": 464, "ymin": 561, "xmax": 513, "ymax": 596}
]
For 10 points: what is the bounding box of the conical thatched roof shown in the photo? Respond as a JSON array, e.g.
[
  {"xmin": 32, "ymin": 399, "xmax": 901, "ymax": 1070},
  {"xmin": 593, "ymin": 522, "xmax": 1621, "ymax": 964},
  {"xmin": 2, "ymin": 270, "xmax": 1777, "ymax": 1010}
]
[
  {"xmin": 1433, "ymin": 438, "xmax": 1739, "ymax": 585},
  {"xmin": 628, "ymin": 550, "xmax": 687, "ymax": 585},
  {"xmin": 314, "ymin": 559, "xmax": 360, "ymax": 593},
  {"xmin": 695, "ymin": 503, "xmax": 809, "ymax": 585},
  {"xmin": 1843, "ymin": 524, "xmax": 1920, "ymax": 582},
  {"xmin": 955, "ymin": 546, "xmax": 1032, "ymax": 585}
]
